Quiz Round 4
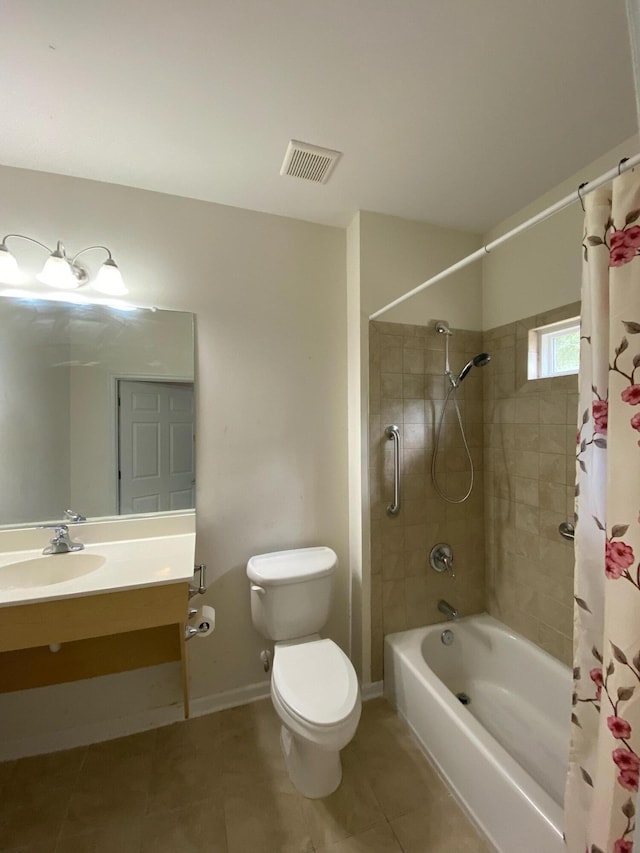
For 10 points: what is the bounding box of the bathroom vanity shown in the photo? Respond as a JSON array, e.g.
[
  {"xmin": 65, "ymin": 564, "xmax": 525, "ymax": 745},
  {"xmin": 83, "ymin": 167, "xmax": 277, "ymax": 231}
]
[{"xmin": 0, "ymin": 514, "xmax": 196, "ymax": 717}]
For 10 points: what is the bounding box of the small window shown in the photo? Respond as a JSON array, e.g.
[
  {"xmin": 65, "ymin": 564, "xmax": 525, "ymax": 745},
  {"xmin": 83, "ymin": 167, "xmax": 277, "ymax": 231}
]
[{"xmin": 528, "ymin": 317, "xmax": 580, "ymax": 380}]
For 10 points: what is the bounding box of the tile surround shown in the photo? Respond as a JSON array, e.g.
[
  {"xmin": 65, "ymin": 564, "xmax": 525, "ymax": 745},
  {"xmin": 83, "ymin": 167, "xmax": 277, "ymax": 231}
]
[
  {"xmin": 483, "ymin": 302, "xmax": 580, "ymax": 665},
  {"xmin": 370, "ymin": 303, "xmax": 578, "ymax": 674},
  {"xmin": 369, "ymin": 320, "xmax": 486, "ymax": 681},
  {"xmin": 0, "ymin": 698, "xmax": 490, "ymax": 853}
]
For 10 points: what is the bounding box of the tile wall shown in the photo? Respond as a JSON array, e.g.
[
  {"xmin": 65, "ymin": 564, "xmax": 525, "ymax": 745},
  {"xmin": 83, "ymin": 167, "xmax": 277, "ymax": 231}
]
[
  {"xmin": 369, "ymin": 321, "xmax": 486, "ymax": 680},
  {"xmin": 483, "ymin": 302, "xmax": 580, "ymax": 665}
]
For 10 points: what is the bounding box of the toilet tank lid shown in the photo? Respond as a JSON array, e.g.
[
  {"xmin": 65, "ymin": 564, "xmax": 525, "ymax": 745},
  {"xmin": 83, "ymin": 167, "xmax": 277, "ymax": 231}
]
[{"xmin": 247, "ymin": 547, "xmax": 337, "ymax": 585}]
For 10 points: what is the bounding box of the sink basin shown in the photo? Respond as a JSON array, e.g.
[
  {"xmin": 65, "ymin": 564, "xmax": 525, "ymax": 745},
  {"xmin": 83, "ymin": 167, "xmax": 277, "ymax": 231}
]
[{"xmin": 0, "ymin": 553, "xmax": 106, "ymax": 590}]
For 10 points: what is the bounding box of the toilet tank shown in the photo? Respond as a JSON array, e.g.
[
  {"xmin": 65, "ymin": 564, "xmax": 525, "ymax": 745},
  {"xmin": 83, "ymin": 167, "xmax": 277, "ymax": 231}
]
[{"xmin": 247, "ymin": 547, "xmax": 337, "ymax": 642}]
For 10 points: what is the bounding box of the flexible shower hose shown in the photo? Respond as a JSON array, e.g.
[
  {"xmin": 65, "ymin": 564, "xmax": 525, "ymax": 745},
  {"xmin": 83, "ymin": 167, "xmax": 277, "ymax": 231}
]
[{"xmin": 430, "ymin": 383, "xmax": 475, "ymax": 504}]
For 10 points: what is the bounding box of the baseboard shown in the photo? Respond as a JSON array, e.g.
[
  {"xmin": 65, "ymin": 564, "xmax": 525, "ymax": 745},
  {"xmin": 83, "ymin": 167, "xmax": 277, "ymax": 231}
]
[
  {"xmin": 1, "ymin": 676, "xmax": 375, "ymax": 761},
  {"xmin": 0, "ymin": 702, "xmax": 186, "ymax": 761},
  {"xmin": 189, "ymin": 680, "xmax": 271, "ymax": 717},
  {"xmin": 361, "ymin": 680, "xmax": 384, "ymax": 700},
  {"xmin": 0, "ymin": 680, "xmax": 271, "ymax": 762}
]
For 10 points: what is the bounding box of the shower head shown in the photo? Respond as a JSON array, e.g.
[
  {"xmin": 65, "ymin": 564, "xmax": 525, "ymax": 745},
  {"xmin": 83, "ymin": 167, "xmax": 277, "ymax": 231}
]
[
  {"xmin": 457, "ymin": 352, "xmax": 491, "ymax": 384},
  {"xmin": 435, "ymin": 321, "xmax": 452, "ymax": 336}
]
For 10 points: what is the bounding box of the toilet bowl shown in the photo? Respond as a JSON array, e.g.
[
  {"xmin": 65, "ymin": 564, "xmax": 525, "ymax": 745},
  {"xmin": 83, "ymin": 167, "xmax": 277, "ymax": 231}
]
[
  {"xmin": 247, "ymin": 546, "xmax": 361, "ymax": 798},
  {"xmin": 271, "ymin": 637, "xmax": 361, "ymax": 798}
]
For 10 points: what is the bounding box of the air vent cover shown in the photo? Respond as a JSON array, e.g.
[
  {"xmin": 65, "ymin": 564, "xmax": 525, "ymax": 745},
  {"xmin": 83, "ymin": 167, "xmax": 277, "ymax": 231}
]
[{"xmin": 280, "ymin": 140, "xmax": 342, "ymax": 184}]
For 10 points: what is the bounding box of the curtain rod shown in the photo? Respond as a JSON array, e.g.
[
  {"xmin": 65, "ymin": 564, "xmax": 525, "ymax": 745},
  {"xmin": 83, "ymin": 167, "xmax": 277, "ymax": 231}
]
[{"xmin": 369, "ymin": 151, "xmax": 640, "ymax": 321}]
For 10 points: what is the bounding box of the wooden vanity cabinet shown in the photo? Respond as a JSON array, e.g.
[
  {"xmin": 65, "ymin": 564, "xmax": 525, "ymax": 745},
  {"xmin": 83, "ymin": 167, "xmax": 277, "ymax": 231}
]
[{"xmin": 0, "ymin": 582, "xmax": 191, "ymax": 716}]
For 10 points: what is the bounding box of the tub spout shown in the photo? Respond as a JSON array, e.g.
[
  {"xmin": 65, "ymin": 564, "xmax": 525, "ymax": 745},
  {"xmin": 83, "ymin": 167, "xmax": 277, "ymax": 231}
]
[{"xmin": 438, "ymin": 599, "xmax": 458, "ymax": 620}]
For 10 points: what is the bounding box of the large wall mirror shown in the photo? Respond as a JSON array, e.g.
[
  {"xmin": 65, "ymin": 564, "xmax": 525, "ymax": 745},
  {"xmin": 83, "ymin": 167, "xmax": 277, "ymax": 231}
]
[{"xmin": 0, "ymin": 297, "xmax": 195, "ymax": 527}]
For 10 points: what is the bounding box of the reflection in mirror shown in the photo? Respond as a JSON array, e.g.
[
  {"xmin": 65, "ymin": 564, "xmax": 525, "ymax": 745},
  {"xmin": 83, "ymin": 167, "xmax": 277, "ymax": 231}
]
[{"xmin": 0, "ymin": 297, "xmax": 195, "ymax": 527}]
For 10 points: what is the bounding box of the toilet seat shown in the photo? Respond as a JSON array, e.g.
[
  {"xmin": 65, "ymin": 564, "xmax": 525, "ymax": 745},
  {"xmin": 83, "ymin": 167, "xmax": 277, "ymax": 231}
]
[{"xmin": 272, "ymin": 638, "xmax": 359, "ymax": 727}]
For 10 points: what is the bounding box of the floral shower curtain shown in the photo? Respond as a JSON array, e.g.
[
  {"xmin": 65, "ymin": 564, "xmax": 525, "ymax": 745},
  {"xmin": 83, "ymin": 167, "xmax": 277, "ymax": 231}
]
[{"xmin": 565, "ymin": 170, "xmax": 640, "ymax": 852}]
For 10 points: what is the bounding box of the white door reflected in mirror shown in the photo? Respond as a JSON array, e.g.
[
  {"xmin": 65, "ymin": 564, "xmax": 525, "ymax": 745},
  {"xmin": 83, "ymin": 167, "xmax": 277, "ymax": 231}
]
[{"xmin": 118, "ymin": 380, "xmax": 195, "ymax": 514}]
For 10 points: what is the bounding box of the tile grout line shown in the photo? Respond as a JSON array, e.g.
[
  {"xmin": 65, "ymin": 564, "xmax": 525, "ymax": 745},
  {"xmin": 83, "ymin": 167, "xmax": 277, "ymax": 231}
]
[
  {"xmin": 50, "ymin": 745, "xmax": 90, "ymax": 853},
  {"xmin": 386, "ymin": 815, "xmax": 409, "ymax": 853}
]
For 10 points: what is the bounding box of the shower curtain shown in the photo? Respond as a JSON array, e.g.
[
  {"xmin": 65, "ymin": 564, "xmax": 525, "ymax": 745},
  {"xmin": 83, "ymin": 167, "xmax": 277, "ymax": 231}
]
[
  {"xmin": 627, "ymin": 0, "xmax": 640, "ymax": 133},
  {"xmin": 565, "ymin": 170, "xmax": 640, "ymax": 852}
]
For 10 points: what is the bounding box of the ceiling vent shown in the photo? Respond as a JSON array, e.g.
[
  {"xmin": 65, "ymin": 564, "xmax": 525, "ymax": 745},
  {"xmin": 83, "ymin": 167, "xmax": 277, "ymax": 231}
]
[{"xmin": 280, "ymin": 140, "xmax": 342, "ymax": 184}]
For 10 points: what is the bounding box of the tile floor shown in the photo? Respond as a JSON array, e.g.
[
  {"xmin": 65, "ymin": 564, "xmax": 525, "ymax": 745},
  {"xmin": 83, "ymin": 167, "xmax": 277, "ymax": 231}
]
[{"xmin": 0, "ymin": 698, "xmax": 492, "ymax": 853}]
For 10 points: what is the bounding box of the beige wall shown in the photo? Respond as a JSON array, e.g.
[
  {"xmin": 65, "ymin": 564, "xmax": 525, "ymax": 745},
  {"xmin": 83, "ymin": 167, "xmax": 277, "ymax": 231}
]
[
  {"xmin": 482, "ymin": 136, "xmax": 638, "ymax": 329},
  {"xmin": 0, "ymin": 165, "xmax": 348, "ymax": 743},
  {"xmin": 360, "ymin": 211, "xmax": 482, "ymax": 328},
  {"xmin": 346, "ymin": 213, "xmax": 368, "ymax": 680}
]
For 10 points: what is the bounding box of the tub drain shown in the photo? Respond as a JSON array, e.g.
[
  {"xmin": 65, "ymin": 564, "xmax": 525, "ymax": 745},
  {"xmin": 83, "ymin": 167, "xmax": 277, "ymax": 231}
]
[
  {"xmin": 441, "ymin": 629, "xmax": 454, "ymax": 646},
  {"xmin": 456, "ymin": 692, "xmax": 471, "ymax": 706}
]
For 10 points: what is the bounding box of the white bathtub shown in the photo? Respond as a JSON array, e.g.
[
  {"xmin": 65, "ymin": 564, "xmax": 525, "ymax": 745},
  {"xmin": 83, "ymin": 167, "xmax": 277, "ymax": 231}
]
[{"xmin": 384, "ymin": 613, "xmax": 571, "ymax": 853}]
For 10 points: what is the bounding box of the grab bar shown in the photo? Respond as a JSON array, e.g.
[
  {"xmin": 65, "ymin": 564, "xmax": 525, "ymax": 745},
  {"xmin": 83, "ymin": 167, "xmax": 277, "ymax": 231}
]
[
  {"xmin": 559, "ymin": 522, "xmax": 575, "ymax": 541},
  {"xmin": 385, "ymin": 424, "xmax": 401, "ymax": 516}
]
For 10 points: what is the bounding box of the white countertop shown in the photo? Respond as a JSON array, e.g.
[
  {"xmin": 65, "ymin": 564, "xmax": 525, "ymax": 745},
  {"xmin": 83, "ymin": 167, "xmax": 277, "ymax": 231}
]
[{"xmin": 0, "ymin": 514, "xmax": 196, "ymax": 607}]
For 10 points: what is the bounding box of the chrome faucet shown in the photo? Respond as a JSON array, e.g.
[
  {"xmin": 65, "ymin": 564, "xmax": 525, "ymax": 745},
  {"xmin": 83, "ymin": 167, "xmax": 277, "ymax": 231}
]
[
  {"xmin": 40, "ymin": 524, "xmax": 84, "ymax": 555},
  {"xmin": 438, "ymin": 599, "xmax": 459, "ymax": 620},
  {"xmin": 64, "ymin": 508, "xmax": 86, "ymax": 523}
]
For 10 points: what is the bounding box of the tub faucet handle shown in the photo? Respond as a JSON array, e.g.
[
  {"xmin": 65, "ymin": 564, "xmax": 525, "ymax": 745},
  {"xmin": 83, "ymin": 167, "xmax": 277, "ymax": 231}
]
[{"xmin": 429, "ymin": 543, "xmax": 454, "ymax": 577}]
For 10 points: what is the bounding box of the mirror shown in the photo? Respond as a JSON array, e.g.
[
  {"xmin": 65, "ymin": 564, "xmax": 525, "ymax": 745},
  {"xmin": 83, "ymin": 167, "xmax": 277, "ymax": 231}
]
[{"xmin": 0, "ymin": 297, "xmax": 195, "ymax": 527}]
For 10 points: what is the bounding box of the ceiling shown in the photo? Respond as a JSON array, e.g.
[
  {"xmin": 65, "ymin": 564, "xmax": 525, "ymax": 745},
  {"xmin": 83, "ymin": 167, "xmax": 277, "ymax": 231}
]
[{"xmin": 0, "ymin": 0, "xmax": 636, "ymax": 232}]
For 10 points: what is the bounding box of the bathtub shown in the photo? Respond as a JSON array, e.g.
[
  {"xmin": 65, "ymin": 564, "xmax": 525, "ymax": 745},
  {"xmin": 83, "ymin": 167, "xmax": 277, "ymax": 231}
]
[{"xmin": 384, "ymin": 613, "xmax": 571, "ymax": 853}]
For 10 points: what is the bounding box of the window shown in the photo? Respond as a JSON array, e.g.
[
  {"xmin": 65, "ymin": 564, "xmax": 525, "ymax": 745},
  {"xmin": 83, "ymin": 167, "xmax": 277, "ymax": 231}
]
[{"xmin": 528, "ymin": 317, "xmax": 580, "ymax": 380}]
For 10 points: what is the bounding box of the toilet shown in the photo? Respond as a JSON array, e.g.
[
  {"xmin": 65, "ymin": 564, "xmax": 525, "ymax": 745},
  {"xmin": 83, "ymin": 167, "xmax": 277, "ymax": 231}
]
[{"xmin": 247, "ymin": 546, "xmax": 361, "ymax": 799}]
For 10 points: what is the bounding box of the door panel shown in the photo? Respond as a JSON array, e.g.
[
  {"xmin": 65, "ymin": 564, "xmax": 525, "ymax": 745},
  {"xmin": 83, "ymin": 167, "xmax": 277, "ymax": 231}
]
[
  {"xmin": 169, "ymin": 489, "xmax": 194, "ymax": 511},
  {"xmin": 132, "ymin": 422, "xmax": 161, "ymax": 478},
  {"xmin": 132, "ymin": 494, "xmax": 161, "ymax": 514},
  {"xmin": 132, "ymin": 392, "xmax": 161, "ymax": 412},
  {"xmin": 170, "ymin": 423, "xmax": 194, "ymax": 474}
]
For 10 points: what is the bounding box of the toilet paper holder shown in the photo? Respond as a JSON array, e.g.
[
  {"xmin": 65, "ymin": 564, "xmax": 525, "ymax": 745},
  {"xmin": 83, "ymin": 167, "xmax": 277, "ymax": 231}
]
[
  {"xmin": 184, "ymin": 621, "xmax": 210, "ymax": 640},
  {"xmin": 185, "ymin": 566, "xmax": 213, "ymax": 639},
  {"xmin": 185, "ymin": 604, "xmax": 215, "ymax": 640}
]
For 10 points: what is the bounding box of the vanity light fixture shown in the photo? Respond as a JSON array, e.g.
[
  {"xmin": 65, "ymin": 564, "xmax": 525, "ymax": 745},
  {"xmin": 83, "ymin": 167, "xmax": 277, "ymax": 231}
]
[{"xmin": 0, "ymin": 234, "xmax": 127, "ymax": 296}]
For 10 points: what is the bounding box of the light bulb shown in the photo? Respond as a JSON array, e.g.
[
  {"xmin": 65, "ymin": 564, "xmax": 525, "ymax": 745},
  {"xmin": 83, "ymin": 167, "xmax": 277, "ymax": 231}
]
[
  {"xmin": 93, "ymin": 259, "xmax": 127, "ymax": 295},
  {"xmin": 0, "ymin": 244, "xmax": 25, "ymax": 285},
  {"xmin": 37, "ymin": 247, "xmax": 77, "ymax": 289}
]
